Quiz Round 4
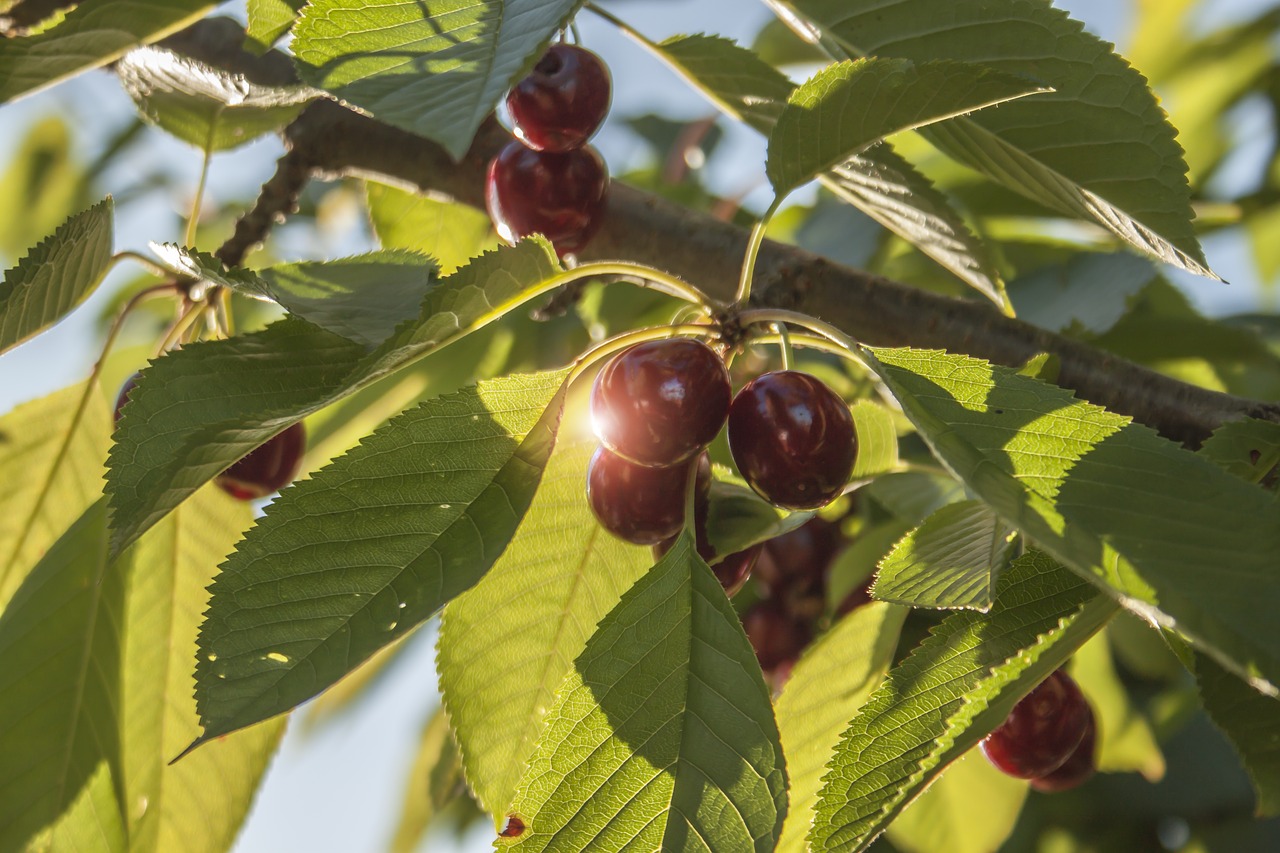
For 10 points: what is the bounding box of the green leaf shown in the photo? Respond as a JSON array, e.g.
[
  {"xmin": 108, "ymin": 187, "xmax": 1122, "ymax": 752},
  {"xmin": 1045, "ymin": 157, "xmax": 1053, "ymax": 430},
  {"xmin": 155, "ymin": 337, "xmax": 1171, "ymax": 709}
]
[
  {"xmin": 107, "ymin": 240, "xmax": 562, "ymax": 553},
  {"xmin": 33, "ymin": 761, "xmax": 127, "ymax": 853},
  {"xmin": 1068, "ymin": 632, "xmax": 1164, "ymax": 780},
  {"xmin": 248, "ymin": 251, "xmax": 442, "ymax": 349},
  {"xmin": 504, "ymin": 534, "xmax": 788, "ymax": 852},
  {"xmin": 0, "ymin": 501, "xmax": 124, "ymax": 852},
  {"xmin": 0, "ymin": 197, "xmax": 113, "ymax": 356},
  {"xmin": 766, "ymin": 0, "xmax": 1217, "ymax": 279},
  {"xmin": 1197, "ymin": 419, "xmax": 1280, "ymax": 491},
  {"xmin": 0, "ymin": 381, "xmax": 111, "ymax": 610},
  {"xmin": 367, "ymin": 182, "xmax": 498, "ymax": 275},
  {"xmin": 705, "ymin": 467, "xmax": 813, "ymax": 559},
  {"xmin": 872, "ymin": 500, "xmax": 1016, "ymax": 611},
  {"xmin": 1008, "ymin": 252, "xmax": 1160, "ymax": 335},
  {"xmin": 848, "ymin": 400, "xmax": 898, "ymax": 479},
  {"xmin": 301, "ymin": 635, "xmax": 412, "ymax": 731},
  {"xmin": 116, "ymin": 45, "xmax": 318, "ymax": 152},
  {"xmin": 808, "ymin": 552, "xmax": 1116, "ymax": 852},
  {"xmin": 884, "ymin": 750, "xmax": 1027, "ymax": 853},
  {"xmin": 120, "ymin": 486, "xmax": 285, "ymax": 853},
  {"xmin": 147, "ymin": 243, "xmax": 262, "ymax": 291},
  {"xmin": 391, "ymin": 707, "xmax": 472, "ymax": 853},
  {"xmin": 0, "ymin": 116, "xmax": 88, "ymax": 260},
  {"xmin": 767, "ymin": 57, "xmax": 1049, "ymax": 198},
  {"xmin": 654, "ymin": 34, "xmax": 1009, "ymax": 306},
  {"xmin": 245, "ymin": 0, "xmax": 306, "ymax": 53},
  {"xmin": 861, "ymin": 470, "xmax": 965, "ymax": 525},
  {"xmin": 0, "ymin": 0, "xmax": 216, "ymax": 103},
  {"xmin": 190, "ymin": 370, "xmax": 571, "ymax": 746},
  {"xmin": 292, "ymin": 0, "xmax": 583, "ymax": 159},
  {"xmin": 775, "ymin": 602, "xmax": 906, "ymax": 853},
  {"xmin": 1197, "ymin": 653, "xmax": 1280, "ymax": 817},
  {"xmin": 868, "ymin": 346, "xmax": 1280, "ymax": 693},
  {"xmin": 437, "ymin": 438, "xmax": 653, "ymax": 816}
]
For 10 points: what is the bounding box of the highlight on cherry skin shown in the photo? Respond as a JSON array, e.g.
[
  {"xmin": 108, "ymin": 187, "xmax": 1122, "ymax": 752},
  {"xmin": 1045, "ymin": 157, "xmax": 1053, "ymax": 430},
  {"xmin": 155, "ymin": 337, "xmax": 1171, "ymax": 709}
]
[
  {"xmin": 506, "ymin": 43, "xmax": 612, "ymax": 152},
  {"xmin": 590, "ymin": 337, "xmax": 731, "ymax": 467},
  {"xmin": 728, "ymin": 369, "xmax": 857, "ymax": 510},
  {"xmin": 981, "ymin": 668, "xmax": 1094, "ymax": 782}
]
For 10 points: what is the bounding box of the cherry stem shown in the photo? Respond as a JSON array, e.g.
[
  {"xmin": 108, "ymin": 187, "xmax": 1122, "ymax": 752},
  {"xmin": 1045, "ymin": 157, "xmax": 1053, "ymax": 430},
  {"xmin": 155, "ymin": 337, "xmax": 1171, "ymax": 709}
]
[
  {"xmin": 156, "ymin": 299, "xmax": 207, "ymax": 355},
  {"xmin": 186, "ymin": 143, "xmax": 214, "ymax": 249},
  {"xmin": 737, "ymin": 307, "xmax": 863, "ymax": 356},
  {"xmin": 775, "ymin": 322, "xmax": 795, "ymax": 371},
  {"xmin": 567, "ymin": 322, "xmax": 719, "ymax": 387},
  {"xmin": 734, "ymin": 197, "xmax": 781, "ymax": 307},
  {"xmin": 556, "ymin": 260, "xmax": 716, "ymax": 312}
]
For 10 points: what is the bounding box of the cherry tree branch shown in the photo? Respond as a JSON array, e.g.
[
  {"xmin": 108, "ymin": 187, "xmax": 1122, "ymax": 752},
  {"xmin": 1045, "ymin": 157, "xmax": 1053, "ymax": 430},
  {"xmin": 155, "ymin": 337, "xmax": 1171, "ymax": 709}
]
[{"xmin": 174, "ymin": 19, "xmax": 1279, "ymax": 448}]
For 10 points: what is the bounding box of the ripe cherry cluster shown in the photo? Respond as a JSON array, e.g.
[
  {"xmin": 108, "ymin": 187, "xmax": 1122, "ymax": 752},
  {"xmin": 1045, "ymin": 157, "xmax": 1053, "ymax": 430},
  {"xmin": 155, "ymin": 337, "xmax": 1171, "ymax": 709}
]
[
  {"xmin": 115, "ymin": 374, "xmax": 305, "ymax": 502},
  {"xmin": 587, "ymin": 337, "xmax": 859, "ymax": 603},
  {"xmin": 981, "ymin": 668, "xmax": 1097, "ymax": 792},
  {"xmin": 486, "ymin": 43, "xmax": 612, "ymax": 258}
]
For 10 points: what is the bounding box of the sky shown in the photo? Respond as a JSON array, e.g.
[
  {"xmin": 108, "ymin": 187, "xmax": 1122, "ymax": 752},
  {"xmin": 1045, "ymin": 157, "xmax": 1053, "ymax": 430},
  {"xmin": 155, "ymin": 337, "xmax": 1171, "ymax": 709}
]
[{"xmin": 0, "ymin": 1, "xmax": 1273, "ymax": 851}]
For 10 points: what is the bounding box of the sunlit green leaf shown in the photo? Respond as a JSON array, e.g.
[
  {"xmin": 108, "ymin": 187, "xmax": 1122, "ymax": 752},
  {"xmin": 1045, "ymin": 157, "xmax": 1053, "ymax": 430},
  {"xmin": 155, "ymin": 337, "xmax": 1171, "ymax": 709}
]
[
  {"xmin": 117, "ymin": 45, "xmax": 318, "ymax": 152},
  {"xmin": 0, "ymin": 381, "xmax": 110, "ymax": 610},
  {"xmin": 0, "ymin": 501, "xmax": 123, "ymax": 852},
  {"xmin": 107, "ymin": 240, "xmax": 562, "ymax": 553},
  {"xmin": 0, "ymin": 0, "xmax": 216, "ymax": 103},
  {"xmin": 809, "ymin": 552, "xmax": 1116, "ymax": 852},
  {"xmin": 768, "ymin": 57, "xmax": 1048, "ymax": 198},
  {"xmin": 868, "ymin": 346, "xmax": 1280, "ymax": 693},
  {"xmin": 652, "ymin": 33, "xmax": 1009, "ymax": 305},
  {"xmin": 0, "ymin": 117, "xmax": 87, "ymax": 260},
  {"xmin": 391, "ymin": 706, "xmax": 474, "ymax": 853},
  {"xmin": 292, "ymin": 0, "xmax": 583, "ymax": 159},
  {"xmin": 366, "ymin": 182, "xmax": 498, "ymax": 275},
  {"xmin": 120, "ymin": 487, "xmax": 284, "ymax": 853},
  {"xmin": 30, "ymin": 761, "xmax": 127, "ymax": 853},
  {"xmin": 768, "ymin": 0, "xmax": 1216, "ymax": 279},
  {"xmin": 438, "ymin": 437, "xmax": 653, "ymax": 816},
  {"xmin": 873, "ymin": 500, "xmax": 1016, "ymax": 611},
  {"xmin": 505, "ymin": 534, "xmax": 788, "ymax": 852},
  {"xmin": 245, "ymin": 0, "xmax": 305, "ymax": 53},
  {"xmin": 775, "ymin": 602, "xmax": 906, "ymax": 853},
  {"xmin": 0, "ymin": 197, "xmax": 113, "ymax": 356},
  {"xmin": 849, "ymin": 401, "xmax": 898, "ymax": 479},
  {"xmin": 191, "ymin": 370, "xmax": 570, "ymax": 746}
]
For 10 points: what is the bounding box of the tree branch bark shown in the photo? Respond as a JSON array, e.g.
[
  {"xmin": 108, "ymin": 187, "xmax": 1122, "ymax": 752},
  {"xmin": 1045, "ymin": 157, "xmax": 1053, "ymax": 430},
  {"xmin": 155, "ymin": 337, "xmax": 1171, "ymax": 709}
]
[{"xmin": 176, "ymin": 19, "xmax": 1279, "ymax": 448}]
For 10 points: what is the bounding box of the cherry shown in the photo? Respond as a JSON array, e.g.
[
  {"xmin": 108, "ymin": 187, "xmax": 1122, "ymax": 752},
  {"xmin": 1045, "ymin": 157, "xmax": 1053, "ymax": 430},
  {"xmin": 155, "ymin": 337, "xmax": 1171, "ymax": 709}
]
[
  {"xmin": 114, "ymin": 372, "xmax": 140, "ymax": 423},
  {"xmin": 755, "ymin": 516, "xmax": 841, "ymax": 600},
  {"xmin": 591, "ymin": 338, "xmax": 730, "ymax": 467},
  {"xmin": 728, "ymin": 371, "xmax": 856, "ymax": 510},
  {"xmin": 485, "ymin": 140, "xmax": 608, "ymax": 257},
  {"xmin": 1030, "ymin": 711, "xmax": 1097, "ymax": 793},
  {"xmin": 742, "ymin": 598, "xmax": 813, "ymax": 687},
  {"xmin": 215, "ymin": 422, "xmax": 307, "ymax": 501},
  {"xmin": 507, "ymin": 44, "xmax": 611, "ymax": 152},
  {"xmin": 981, "ymin": 669, "xmax": 1092, "ymax": 780},
  {"xmin": 587, "ymin": 447, "xmax": 706, "ymax": 546}
]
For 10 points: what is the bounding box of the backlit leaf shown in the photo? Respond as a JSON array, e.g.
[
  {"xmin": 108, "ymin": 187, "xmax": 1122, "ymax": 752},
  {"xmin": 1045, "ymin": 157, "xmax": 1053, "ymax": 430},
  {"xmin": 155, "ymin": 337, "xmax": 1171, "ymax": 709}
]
[
  {"xmin": 868, "ymin": 346, "xmax": 1280, "ymax": 694},
  {"xmin": 768, "ymin": 57, "xmax": 1049, "ymax": 198},
  {"xmin": 873, "ymin": 500, "xmax": 1016, "ymax": 611},
  {"xmin": 808, "ymin": 552, "xmax": 1116, "ymax": 852},
  {"xmin": 504, "ymin": 535, "xmax": 788, "ymax": 852},
  {"xmin": 0, "ymin": 197, "xmax": 113, "ymax": 356},
  {"xmin": 191, "ymin": 370, "xmax": 570, "ymax": 746},
  {"xmin": 292, "ymin": 0, "xmax": 583, "ymax": 159}
]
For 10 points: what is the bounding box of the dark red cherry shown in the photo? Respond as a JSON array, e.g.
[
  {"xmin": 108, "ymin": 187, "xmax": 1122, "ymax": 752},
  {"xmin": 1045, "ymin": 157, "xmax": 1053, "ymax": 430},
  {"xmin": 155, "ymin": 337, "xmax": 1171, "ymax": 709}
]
[
  {"xmin": 485, "ymin": 140, "xmax": 607, "ymax": 257},
  {"xmin": 215, "ymin": 422, "xmax": 306, "ymax": 501},
  {"xmin": 742, "ymin": 598, "xmax": 813, "ymax": 687},
  {"xmin": 591, "ymin": 338, "xmax": 730, "ymax": 467},
  {"xmin": 756, "ymin": 517, "xmax": 841, "ymax": 593},
  {"xmin": 728, "ymin": 371, "xmax": 856, "ymax": 510},
  {"xmin": 507, "ymin": 44, "xmax": 611, "ymax": 152},
  {"xmin": 1030, "ymin": 710, "xmax": 1097, "ymax": 792},
  {"xmin": 981, "ymin": 669, "xmax": 1092, "ymax": 780},
  {"xmin": 114, "ymin": 373, "xmax": 140, "ymax": 424},
  {"xmin": 588, "ymin": 447, "xmax": 705, "ymax": 546}
]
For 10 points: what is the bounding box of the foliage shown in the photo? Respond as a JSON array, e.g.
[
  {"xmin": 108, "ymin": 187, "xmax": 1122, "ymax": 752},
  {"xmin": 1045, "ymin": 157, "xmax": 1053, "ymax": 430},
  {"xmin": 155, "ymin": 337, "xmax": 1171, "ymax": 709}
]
[{"xmin": 1, "ymin": 1, "xmax": 1278, "ymax": 851}]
